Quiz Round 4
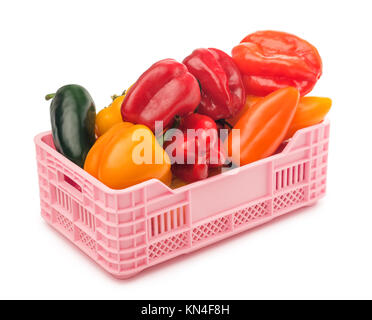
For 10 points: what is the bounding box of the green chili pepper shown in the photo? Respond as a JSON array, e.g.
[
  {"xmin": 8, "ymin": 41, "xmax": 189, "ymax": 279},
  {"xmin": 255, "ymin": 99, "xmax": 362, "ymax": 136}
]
[{"xmin": 46, "ymin": 84, "xmax": 96, "ymax": 168}]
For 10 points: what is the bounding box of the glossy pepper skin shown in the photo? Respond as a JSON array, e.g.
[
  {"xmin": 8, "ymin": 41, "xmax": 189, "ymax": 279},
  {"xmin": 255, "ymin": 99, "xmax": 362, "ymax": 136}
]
[
  {"xmin": 227, "ymin": 95, "xmax": 262, "ymax": 127},
  {"xmin": 95, "ymin": 95, "xmax": 125, "ymax": 137},
  {"xmin": 178, "ymin": 113, "xmax": 218, "ymax": 151},
  {"xmin": 227, "ymin": 95, "xmax": 332, "ymax": 139},
  {"xmin": 121, "ymin": 59, "xmax": 201, "ymax": 132},
  {"xmin": 165, "ymin": 114, "xmax": 226, "ymax": 182},
  {"xmin": 226, "ymin": 87, "xmax": 299, "ymax": 166},
  {"xmin": 47, "ymin": 84, "xmax": 96, "ymax": 168},
  {"xmin": 172, "ymin": 163, "xmax": 209, "ymax": 183},
  {"xmin": 168, "ymin": 135, "xmax": 227, "ymax": 182},
  {"xmin": 232, "ymin": 31, "xmax": 322, "ymax": 96},
  {"xmin": 284, "ymin": 96, "xmax": 332, "ymax": 140},
  {"xmin": 84, "ymin": 122, "xmax": 172, "ymax": 189},
  {"xmin": 183, "ymin": 48, "xmax": 245, "ymax": 120}
]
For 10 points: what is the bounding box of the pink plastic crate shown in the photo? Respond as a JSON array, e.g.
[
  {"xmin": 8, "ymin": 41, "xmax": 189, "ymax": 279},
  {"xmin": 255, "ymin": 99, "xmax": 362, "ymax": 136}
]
[{"xmin": 34, "ymin": 120, "xmax": 330, "ymax": 279}]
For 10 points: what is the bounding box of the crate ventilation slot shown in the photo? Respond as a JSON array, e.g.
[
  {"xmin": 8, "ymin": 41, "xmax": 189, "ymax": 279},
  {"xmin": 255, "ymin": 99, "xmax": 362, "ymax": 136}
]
[
  {"xmin": 148, "ymin": 232, "xmax": 189, "ymax": 261},
  {"xmin": 78, "ymin": 228, "xmax": 96, "ymax": 252},
  {"xmin": 55, "ymin": 188, "xmax": 73, "ymax": 213},
  {"xmin": 273, "ymin": 188, "xmax": 305, "ymax": 212},
  {"xmin": 192, "ymin": 216, "xmax": 230, "ymax": 243},
  {"xmin": 55, "ymin": 212, "xmax": 74, "ymax": 234},
  {"xmin": 150, "ymin": 206, "xmax": 187, "ymax": 238},
  {"xmin": 234, "ymin": 201, "xmax": 270, "ymax": 227},
  {"xmin": 275, "ymin": 162, "xmax": 307, "ymax": 191},
  {"xmin": 78, "ymin": 205, "xmax": 96, "ymax": 232}
]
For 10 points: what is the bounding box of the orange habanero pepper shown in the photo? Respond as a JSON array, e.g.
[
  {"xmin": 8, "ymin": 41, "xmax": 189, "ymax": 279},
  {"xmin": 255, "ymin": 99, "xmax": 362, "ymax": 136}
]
[
  {"xmin": 95, "ymin": 95, "xmax": 126, "ymax": 137},
  {"xmin": 84, "ymin": 122, "xmax": 172, "ymax": 189},
  {"xmin": 95, "ymin": 86, "xmax": 134, "ymax": 137},
  {"xmin": 225, "ymin": 87, "xmax": 299, "ymax": 166}
]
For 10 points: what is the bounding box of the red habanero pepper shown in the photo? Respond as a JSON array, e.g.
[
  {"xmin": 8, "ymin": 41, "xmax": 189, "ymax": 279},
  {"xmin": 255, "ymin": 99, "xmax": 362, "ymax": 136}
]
[
  {"xmin": 165, "ymin": 114, "xmax": 227, "ymax": 182},
  {"xmin": 232, "ymin": 31, "xmax": 322, "ymax": 96},
  {"xmin": 172, "ymin": 163, "xmax": 209, "ymax": 183},
  {"xmin": 179, "ymin": 114, "xmax": 227, "ymax": 168},
  {"xmin": 183, "ymin": 48, "xmax": 245, "ymax": 120},
  {"xmin": 206, "ymin": 141, "xmax": 227, "ymax": 169},
  {"xmin": 172, "ymin": 142, "xmax": 228, "ymax": 182},
  {"xmin": 178, "ymin": 113, "xmax": 218, "ymax": 151},
  {"xmin": 168, "ymin": 136, "xmax": 227, "ymax": 182},
  {"xmin": 164, "ymin": 130, "xmax": 208, "ymax": 182},
  {"xmin": 121, "ymin": 59, "xmax": 201, "ymax": 131}
]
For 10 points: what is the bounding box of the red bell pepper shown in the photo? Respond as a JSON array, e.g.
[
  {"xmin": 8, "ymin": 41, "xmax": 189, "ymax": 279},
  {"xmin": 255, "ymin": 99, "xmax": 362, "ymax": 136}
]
[
  {"xmin": 121, "ymin": 59, "xmax": 201, "ymax": 131},
  {"xmin": 232, "ymin": 31, "xmax": 322, "ymax": 96},
  {"xmin": 183, "ymin": 48, "xmax": 245, "ymax": 120}
]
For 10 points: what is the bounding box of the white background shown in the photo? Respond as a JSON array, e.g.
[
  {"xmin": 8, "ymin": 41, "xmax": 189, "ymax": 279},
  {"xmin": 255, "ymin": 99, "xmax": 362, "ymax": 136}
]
[{"xmin": 1, "ymin": 0, "xmax": 371, "ymax": 300}]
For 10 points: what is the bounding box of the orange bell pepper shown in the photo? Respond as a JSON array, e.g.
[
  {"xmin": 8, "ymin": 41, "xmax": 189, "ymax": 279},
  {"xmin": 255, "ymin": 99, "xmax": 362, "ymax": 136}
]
[
  {"xmin": 228, "ymin": 95, "xmax": 332, "ymax": 140},
  {"xmin": 226, "ymin": 87, "xmax": 299, "ymax": 166},
  {"xmin": 84, "ymin": 122, "xmax": 172, "ymax": 189}
]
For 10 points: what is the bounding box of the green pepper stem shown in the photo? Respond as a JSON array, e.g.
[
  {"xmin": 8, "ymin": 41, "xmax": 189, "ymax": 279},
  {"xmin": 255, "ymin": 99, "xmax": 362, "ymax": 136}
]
[
  {"xmin": 45, "ymin": 93, "xmax": 56, "ymax": 101},
  {"xmin": 224, "ymin": 120, "xmax": 233, "ymax": 130},
  {"xmin": 172, "ymin": 115, "xmax": 182, "ymax": 129},
  {"xmin": 111, "ymin": 89, "xmax": 126, "ymax": 101},
  {"xmin": 216, "ymin": 119, "xmax": 233, "ymax": 130}
]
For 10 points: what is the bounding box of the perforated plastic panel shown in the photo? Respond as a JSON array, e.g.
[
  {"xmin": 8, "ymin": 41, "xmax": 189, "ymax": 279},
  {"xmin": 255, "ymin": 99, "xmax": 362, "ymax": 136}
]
[{"xmin": 35, "ymin": 120, "xmax": 330, "ymax": 278}]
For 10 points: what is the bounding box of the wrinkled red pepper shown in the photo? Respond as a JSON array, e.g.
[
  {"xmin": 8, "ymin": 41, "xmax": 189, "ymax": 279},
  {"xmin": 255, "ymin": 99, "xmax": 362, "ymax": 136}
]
[
  {"xmin": 121, "ymin": 59, "xmax": 201, "ymax": 131},
  {"xmin": 179, "ymin": 113, "xmax": 218, "ymax": 151},
  {"xmin": 172, "ymin": 163, "xmax": 209, "ymax": 183},
  {"xmin": 183, "ymin": 48, "xmax": 245, "ymax": 120},
  {"xmin": 170, "ymin": 139, "xmax": 227, "ymax": 182},
  {"xmin": 232, "ymin": 31, "xmax": 322, "ymax": 96},
  {"xmin": 165, "ymin": 113, "xmax": 226, "ymax": 182}
]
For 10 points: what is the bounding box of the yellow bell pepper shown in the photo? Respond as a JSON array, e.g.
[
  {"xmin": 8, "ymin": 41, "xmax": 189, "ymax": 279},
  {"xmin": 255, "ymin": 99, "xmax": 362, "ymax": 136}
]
[{"xmin": 84, "ymin": 122, "xmax": 172, "ymax": 189}]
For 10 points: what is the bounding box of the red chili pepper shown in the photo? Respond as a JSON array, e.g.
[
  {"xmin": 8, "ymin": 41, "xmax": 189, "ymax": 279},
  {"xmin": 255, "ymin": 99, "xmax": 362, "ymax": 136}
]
[
  {"xmin": 183, "ymin": 48, "xmax": 245, "ymax": 120},
  {"xmin": 121, "ymin": 59, "xmax": 201, "ymax": 131},
  {"xmin": 232, "ymin": 31, "xmax": 322, "ymax": 96}
]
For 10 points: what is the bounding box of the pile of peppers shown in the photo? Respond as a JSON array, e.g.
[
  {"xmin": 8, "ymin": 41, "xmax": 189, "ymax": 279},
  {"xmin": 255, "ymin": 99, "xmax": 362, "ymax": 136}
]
[{"xmin": 46, "ymin": 30, "xmax": 331, "ymax": 190}]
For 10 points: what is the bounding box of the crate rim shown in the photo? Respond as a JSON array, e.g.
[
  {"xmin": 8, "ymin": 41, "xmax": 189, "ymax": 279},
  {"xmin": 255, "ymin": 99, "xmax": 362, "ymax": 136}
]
[{"xmin": 34, "ymin": 119, "xmax": 329, "ymax": 196}]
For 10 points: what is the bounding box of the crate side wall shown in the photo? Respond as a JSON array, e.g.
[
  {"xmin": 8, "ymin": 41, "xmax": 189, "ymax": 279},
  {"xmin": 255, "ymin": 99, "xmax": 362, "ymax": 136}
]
[{"xmin": 35, "ymin": 120, "xmax": 330, "ymax": 278}]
